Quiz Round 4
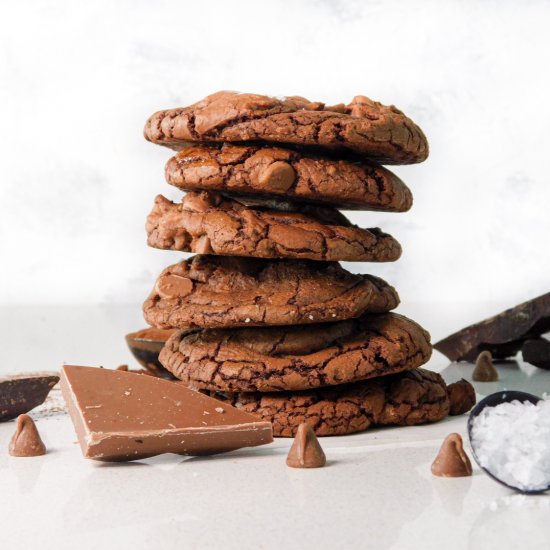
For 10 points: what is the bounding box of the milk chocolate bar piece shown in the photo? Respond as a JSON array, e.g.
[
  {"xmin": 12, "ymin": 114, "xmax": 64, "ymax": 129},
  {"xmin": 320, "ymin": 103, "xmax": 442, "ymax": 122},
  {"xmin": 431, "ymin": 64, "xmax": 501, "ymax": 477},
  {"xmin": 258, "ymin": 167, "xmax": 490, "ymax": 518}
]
[
  {"xmin": 431, "ymin": 433, "xmax": 472, "ymax": 478},
  {"xmin": 434, "ymin": 292, "xmax": 550, "ymax": 361},
  {"xmin": 60, "ymin": 365, "xmax": 273, "ymax": 461},
  {"xmin": 522, "ymin": 339, "xmax": 550, "ymax": 370},
  {"xmin": 0, "ymin": 374, "xmax": 59, "ymax": 421}
]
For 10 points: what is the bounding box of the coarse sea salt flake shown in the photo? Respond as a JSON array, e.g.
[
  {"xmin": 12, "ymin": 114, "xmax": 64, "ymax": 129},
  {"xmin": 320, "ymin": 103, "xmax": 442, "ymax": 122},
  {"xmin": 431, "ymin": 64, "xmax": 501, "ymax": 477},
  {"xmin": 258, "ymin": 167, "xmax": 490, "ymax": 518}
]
[{"xmin": 470, "ymin": 399, "xmax": 550, "ymax": 492}]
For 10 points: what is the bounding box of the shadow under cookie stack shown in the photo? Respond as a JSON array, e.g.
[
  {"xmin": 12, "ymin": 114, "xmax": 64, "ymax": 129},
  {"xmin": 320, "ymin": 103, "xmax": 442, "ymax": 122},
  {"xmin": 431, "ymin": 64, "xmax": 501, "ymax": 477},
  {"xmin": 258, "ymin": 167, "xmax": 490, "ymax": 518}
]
[{"xmin": 141, "ymin": 91, "xmax": 452, "ymax": 437}]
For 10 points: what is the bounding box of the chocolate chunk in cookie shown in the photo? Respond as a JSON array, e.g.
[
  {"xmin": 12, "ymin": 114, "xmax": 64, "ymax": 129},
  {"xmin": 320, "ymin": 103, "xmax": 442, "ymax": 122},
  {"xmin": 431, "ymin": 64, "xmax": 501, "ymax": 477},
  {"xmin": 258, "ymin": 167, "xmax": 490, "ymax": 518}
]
[
  {"xmin": 143, "ymin": 255, "xmax": 399, "ymax": 330},
  {"xmin": 144, "ymin": 91, "xmax": 429, "ymax": 164},
  {"xmin": 212, "ymin": 369, "xmax": 450, "ymax": 437},
  {"xmin": 146, "ymin": 192, "xmax": 401, "ymax": 263},
  {"xmin": 160, "ymin": 313, "xmax": 432, "ymax": 392},
  {"xmin": 165, "ymin": 144, "xmax": 413, "ymax": 211}
]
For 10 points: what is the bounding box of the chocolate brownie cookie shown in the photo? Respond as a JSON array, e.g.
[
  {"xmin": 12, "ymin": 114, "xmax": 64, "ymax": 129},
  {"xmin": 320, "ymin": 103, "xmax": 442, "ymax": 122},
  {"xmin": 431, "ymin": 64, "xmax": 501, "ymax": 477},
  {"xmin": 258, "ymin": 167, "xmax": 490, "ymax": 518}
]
[
  {"xmin": 159, "ymin": 313, "xmax": 432, "ymax": 392},
  {"xmin": 143, "ymin": 255, "xmax": 399, "ymax": 330},
  {"xmin": 144, "ymin": 91, "xmax": 429, "ymax": 164},
  {"xmin": 212, "ymin": 369, "xmax": 450, "ymax": 437},
  {"xmin": 165, "ymin": 144, "xmax": 413, "ymax": 211},
  {"xmin": 146, "ymin": 192, "xmax": 401, "ymax": 263}
]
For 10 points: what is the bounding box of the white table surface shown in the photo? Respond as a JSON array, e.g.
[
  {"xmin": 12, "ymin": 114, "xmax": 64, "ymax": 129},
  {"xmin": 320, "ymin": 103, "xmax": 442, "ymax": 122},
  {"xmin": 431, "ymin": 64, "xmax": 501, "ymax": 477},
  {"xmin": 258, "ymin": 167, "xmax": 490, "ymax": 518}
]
[{"xmin": 1, "ymin": 305, "xmax": 550, "ymax": 550}]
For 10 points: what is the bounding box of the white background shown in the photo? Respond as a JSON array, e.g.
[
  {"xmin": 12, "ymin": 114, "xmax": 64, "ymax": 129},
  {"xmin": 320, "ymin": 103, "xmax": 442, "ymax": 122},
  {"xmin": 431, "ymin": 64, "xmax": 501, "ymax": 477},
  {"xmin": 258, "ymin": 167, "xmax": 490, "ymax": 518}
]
[
  {"xmin": 1, "ymin": 7, "xmax": 550, "ymax": 549},
  {"xmin": 1, "ymin": 0, "xmax": 550, "ymax": 341}
]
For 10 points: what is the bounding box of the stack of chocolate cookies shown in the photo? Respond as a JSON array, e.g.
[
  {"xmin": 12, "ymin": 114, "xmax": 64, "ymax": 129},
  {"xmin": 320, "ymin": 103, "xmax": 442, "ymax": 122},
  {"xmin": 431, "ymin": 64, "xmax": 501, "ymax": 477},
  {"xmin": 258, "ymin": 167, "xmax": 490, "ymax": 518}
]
[{"xmin": 142, "ymin": 91, "xmax": 451, "ymax": 436}]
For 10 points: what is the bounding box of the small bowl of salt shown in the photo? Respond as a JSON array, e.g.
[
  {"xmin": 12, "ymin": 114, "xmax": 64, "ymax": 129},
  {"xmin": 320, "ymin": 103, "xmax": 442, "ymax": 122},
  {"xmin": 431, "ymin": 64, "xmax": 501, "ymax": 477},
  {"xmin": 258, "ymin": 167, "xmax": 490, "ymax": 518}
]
[{"xmin": 468, "ymin": 391, "xmax": 550, "ymax": 494}]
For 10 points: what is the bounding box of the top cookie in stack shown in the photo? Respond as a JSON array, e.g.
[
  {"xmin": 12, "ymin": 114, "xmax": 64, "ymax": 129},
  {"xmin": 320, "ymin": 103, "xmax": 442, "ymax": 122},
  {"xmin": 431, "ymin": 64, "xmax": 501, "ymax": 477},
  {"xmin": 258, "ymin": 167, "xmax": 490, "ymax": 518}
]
[
  {"xmin": 143, "ymin": 91, "xmax": 451, "ymax": 437},
  {"xmin": 144, "ymin": 91, "xmax": 428, "ymax": 164}
]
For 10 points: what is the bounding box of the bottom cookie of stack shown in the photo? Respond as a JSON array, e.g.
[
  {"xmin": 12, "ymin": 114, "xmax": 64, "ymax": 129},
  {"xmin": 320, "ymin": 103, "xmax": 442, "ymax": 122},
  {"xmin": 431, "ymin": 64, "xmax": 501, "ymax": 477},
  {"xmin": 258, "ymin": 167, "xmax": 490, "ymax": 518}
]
[
  {"xmin": 206, "ymin": 369, "xmax": 449, "ymax": 437},
  {"xmin": 158, "ymin": 313, "xmax": 450, "ymax": 437}
]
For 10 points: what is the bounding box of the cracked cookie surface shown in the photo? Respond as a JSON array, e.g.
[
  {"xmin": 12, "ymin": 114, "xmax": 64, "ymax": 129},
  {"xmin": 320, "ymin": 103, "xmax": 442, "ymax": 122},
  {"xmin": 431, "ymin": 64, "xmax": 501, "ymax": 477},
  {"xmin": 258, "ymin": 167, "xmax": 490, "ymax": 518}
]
[
  {"xmin": 146, "ymin": 191, "xmax": 401, "ymax": 262},
  {"xmin": 165, "ymin": 144, "xmax": 413, "ymax": 211},
  {"xmin": 211, "ymin": 368, "xmax": 450, "ymax": 437},
  {"xmin": 143, "ymin": 255, "xmax": 399, "ymax": 330},
  {"xmin": 144, "ymin": 91, "xmax": 429, "ymax": 164},
  {"xmin": 160, "ymin": 313, "xmax": 431, "ymax": 392}
]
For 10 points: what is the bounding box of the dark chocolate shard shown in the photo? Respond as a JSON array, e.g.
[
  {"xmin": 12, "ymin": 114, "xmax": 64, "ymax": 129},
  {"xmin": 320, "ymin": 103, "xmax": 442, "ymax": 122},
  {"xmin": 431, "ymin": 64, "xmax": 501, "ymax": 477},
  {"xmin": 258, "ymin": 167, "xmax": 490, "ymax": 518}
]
[
  {"xmin": 434, "ymin": 292, "xmax": 550, "ymax": 361},
  {"xmin": 9, "ymin": 414, "xmax": 47, "ymax": 457},
  {"xmin": 0, "ymin": 374, "xmax": 59, "ymax": 421},
  {"xmin": 522, "ymin": 339, "xmax": 550, "ymax": 370},
  {"xmin": 61, "ymin": 365, "xmax": 273, "ymax": 461}
]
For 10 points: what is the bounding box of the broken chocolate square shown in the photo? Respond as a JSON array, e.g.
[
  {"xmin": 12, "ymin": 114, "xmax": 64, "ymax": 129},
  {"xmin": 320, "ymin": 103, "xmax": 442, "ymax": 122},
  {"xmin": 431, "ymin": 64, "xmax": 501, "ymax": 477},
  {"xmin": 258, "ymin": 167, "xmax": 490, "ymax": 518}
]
[{"xmin": 60, "ymin": 365, "xmax": 273, "ymax": 461}]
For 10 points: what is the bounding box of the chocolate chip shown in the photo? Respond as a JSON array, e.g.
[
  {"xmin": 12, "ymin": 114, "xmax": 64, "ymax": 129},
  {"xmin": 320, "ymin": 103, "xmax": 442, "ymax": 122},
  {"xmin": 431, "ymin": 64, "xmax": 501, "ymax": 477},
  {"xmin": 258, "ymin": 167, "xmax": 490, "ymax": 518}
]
[
  {"xmin": 155, "ymin": 274, "xmax": 194, "ymax": 299},
  {"xmin": 472, "ymin": 351, "xmax": 498, "ymax": 382},
  {"xmin": 9, "ymin": 414, "xmax": 46, "ymax": 457},
  {"xmin": 258, "ymin": 161, "xmax": 295, "ymax": 192},
  {"xmin": 431, "ymin": 433, "xmax": 472, "ymax": 477},
  {"xmin": 286, "ymin": 423, "xmax": 326, "ymax": 468}
]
